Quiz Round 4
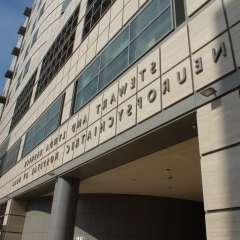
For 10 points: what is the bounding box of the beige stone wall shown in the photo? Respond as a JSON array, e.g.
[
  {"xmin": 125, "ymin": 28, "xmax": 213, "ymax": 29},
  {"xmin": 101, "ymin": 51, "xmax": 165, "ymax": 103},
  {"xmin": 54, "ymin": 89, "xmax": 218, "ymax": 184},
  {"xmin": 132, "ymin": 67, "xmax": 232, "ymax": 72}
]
[
  {"xmin": 0, "ymin": 0, "xmax": 240, "ymax": 200},
  {"xmin": 198, "ymin": 90, "xmax": 240, "ymax": 239}
]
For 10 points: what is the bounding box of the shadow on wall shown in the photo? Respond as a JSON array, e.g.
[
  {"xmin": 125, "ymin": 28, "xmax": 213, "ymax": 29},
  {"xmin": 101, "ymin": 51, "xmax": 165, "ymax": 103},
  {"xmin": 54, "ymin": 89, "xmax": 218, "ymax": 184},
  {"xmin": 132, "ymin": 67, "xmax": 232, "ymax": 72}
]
[{"xmin": 73, "ymin": 194, "xmax": 206, "ymax": 240}]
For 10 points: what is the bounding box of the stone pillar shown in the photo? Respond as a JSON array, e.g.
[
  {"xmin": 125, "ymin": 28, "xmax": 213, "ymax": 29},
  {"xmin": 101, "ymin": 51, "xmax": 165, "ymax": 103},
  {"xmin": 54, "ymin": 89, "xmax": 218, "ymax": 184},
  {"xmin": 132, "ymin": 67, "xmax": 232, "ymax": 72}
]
[
  {"xmin": 197, "ymin": 90, "xmax": 240, "ymax": 240},
  {"xmin": 48, "ymin": 177, "xmax": 79, "ymax": 240},
  {"xmin": 1, "ymin": 199, "xmax": 26, "ymax": 240}
]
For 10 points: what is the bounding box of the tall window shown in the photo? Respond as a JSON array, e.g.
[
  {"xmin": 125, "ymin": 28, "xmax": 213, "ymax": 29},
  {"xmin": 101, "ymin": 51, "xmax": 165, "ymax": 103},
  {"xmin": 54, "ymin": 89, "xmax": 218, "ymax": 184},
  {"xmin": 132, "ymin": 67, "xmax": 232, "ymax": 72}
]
[
  {"xmin": 22, "ymin": 94, "xmax": 64, "ymax": 157},
  {"xmin": 35, "ymin": 6, "xmax": 79, "ymax": 99},
  {"xmin": 10, "ymin": 71, "xmax": 36, "ymax": 131},
  {"xmin": 82, "ymin": 0, "xmax": 116, "ymax": 40}
]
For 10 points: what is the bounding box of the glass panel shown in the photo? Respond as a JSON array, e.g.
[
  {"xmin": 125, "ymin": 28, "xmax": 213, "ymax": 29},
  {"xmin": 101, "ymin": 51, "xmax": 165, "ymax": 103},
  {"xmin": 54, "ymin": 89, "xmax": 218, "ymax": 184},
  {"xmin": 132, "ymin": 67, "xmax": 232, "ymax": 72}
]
[
  {"xmin": 45, "ymin": 116, "xmax": 60, "ymax": 136},
  {"xmin": 23, "ymin": 139, "xmax": 30, "ymax": 156},
  {"xmin": 46, "ymin": 98, "xmax": 62, "ymax": 121},
  {"xmin": 74, "ymin": 77, "xmax": 98, "ymax": 112},
  {"xmin": 130, "ymin": 0, "xmax": 171, "ymax": 39},
  {"xmin": 130, "ymin": 8, "xmax": 172, "ymax": 63},
  {"xmin": 99, "ymin": 48, "xmax": 128, "ymax": 90},
  {"xmin": 1, "ymin": 140, "xmax": 21, "ymax": 175},
  {"xmin": 78, "ymin": 58, "xmax": 100, "ymax": 90},
  {"xmin": 100, "ymin": 27, "xmax": 129, "ymax": 68},
  {"xmin": 22, "ymin": 95, "xmax": 64, "ymax": 157}
]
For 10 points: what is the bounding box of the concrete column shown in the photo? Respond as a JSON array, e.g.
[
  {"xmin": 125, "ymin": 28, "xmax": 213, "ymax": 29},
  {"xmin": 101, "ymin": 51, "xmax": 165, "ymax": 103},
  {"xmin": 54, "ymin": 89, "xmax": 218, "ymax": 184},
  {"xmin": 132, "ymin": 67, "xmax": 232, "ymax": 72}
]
[
  {"xmin": 197, "ymin": 90, "xmax": 240, "ymax": 240},
  {"xmin": 48, "ymin": 177, "xmax": 79, "ymax": 240},
  {"xmin": 1, "ymin": 199, "xmax": 26, "ymax": 240}
]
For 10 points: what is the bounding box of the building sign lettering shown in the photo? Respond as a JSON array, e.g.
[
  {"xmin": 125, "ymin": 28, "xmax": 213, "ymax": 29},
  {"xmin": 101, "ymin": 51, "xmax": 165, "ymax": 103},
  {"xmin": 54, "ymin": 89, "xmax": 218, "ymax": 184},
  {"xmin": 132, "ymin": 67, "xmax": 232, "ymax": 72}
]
[{"xmin": 1, "ymin": 32, "xmax": 236, "ymax": 198}]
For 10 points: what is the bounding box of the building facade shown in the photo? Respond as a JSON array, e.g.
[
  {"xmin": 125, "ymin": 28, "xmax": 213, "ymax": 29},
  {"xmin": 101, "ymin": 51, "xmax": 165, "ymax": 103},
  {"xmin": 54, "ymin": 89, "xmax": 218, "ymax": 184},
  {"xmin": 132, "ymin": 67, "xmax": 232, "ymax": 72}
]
[{"xmin": 0, "ymin": 0, "xmax": 239, "ymax": 239}]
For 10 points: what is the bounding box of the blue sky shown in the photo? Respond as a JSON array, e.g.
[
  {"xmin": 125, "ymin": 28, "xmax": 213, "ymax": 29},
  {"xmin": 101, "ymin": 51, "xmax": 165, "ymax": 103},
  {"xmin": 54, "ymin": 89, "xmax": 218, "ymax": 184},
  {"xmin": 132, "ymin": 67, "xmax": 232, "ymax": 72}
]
[{"xmin": 0, "ymin": 0, "xmax": 33, "ymax": 95}]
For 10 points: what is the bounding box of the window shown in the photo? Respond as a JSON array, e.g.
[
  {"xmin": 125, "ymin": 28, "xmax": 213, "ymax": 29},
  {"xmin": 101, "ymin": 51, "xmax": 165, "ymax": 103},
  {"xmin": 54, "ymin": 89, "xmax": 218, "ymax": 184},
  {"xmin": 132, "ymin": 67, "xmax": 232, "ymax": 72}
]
[
  {"xmin": 35, "ymin": 6, "xmax": 79, "ymax": 99},
  {"xmin": 10, "ymin": 71, "xmax": 36, "ymax": 131},
  {"xmin": 99, "ymin": 47, "xmax": 128, "ymax": 89},
  {"xmin": 0, "ymin": 139, "xmax": 21, "ymax": 176},
  {"xmin": 130, "ymin": 0, "xmax": 170, "ymax": 39},
  {"xmin": 82, "ymin": 0, "xmax": 116, "ymax": 40},
  {"xmin": 22, "ymin": 94, "xmax": 64, "ymax": 157},
  {"xmin": 62, "ymin": 0, "xmax": 72, "ymax": 14},
  {"xmin": 73, "ymin": 58, "xmax": 100, "ymax": 112},
  {"xmin": 129, "ymin": 7, "xmax": 172, "ymax": 62},
  {"xmin": 73, "ymin": 0, "xmax": 177, "ymax": 113},
  {"xmin": 100, "ymin": 28, "xmax": 129, "ymax": 68}
]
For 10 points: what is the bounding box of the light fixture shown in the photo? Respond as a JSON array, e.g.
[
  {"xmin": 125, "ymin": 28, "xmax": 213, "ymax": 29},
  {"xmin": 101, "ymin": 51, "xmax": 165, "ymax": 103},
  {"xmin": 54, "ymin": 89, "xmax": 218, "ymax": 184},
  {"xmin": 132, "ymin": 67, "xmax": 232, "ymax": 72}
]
[{"xmin": 200, "ymin": 87, "xmax": 217, "ymax": 97}]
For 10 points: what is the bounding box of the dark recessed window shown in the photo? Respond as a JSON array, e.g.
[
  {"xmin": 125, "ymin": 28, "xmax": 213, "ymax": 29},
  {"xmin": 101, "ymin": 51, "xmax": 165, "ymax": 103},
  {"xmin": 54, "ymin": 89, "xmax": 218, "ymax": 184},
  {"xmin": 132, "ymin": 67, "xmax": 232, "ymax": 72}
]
[
  {"xmin": 35, "ymin": 6, "xmax": 79, "ymax": 99},
  {"xmin": 22, "ymin": 94, "xmax": 64, "ymax": 157},
  {"xmin": 82, "ymin": 0, "xmax": 116, "ymax": 40},
  {"xmin": 10, "ymin": 71, "xmax": 37, "ymax": 131}
]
